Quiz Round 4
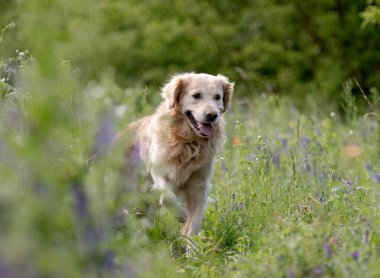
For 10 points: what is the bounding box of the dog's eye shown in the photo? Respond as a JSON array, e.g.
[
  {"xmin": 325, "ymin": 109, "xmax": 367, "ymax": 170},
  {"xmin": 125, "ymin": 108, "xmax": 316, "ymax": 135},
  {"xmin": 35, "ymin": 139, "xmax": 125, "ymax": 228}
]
[
  {"xmin": 215, "ymin": 94, "xmax": 221, "ymax": 101},
  {"xmin": 192, "ymin": 93, "xmax": 201, "ymax": 99}
]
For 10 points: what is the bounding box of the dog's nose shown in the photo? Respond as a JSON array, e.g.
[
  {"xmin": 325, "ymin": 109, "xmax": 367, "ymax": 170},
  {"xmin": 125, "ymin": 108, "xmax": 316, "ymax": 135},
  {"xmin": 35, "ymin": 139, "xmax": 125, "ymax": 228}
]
[{"xmin": 205, "ymin": 112, "xmax": 218, "ymax": 122}]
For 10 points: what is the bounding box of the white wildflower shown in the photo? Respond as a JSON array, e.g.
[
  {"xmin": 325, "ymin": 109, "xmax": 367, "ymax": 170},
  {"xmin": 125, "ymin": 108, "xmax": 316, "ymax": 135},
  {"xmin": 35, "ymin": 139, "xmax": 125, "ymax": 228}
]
[
  {"xmin": 89, "ymin": 85, "xmax": 105, "ymax": 99},
  {"xmin": 115, "ymin": 104, "xmax": 127, "ymax": 118}
]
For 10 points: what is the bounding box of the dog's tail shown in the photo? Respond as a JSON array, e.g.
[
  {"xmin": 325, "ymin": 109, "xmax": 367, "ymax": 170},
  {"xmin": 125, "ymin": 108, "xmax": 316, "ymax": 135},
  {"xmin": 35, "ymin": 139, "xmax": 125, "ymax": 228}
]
[
  {"xmin": 112, "ymin": 117, "xmax": 147, "ymax": 146},
  {"xmin": 128, "ymin": 116, "xmax": 151, "ymax": 130}
]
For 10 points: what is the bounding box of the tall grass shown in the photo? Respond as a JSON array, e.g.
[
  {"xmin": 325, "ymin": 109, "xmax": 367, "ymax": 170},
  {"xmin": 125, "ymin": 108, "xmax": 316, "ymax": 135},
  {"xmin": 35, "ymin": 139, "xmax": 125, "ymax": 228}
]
[{"xmin": 1, "ymin": 1, "xmax": 379, "ymax": 277}]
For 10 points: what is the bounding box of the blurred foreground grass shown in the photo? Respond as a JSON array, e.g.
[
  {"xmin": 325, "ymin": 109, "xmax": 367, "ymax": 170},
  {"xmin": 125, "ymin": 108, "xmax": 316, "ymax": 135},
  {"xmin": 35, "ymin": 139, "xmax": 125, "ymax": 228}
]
[
  {"xmin": 1, "ymin": 1, "xmax": 380, "ymax": 277},
  {"xmin": 1, "ymin": 62, "xmax": 379, "ymax": 276}
]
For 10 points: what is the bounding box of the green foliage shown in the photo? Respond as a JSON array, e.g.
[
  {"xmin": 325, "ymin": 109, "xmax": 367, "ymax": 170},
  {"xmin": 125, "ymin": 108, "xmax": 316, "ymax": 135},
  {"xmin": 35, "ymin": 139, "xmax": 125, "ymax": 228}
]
[
  {"xmin": 0, "ymin": 0, "xmax": 380, "ymax": 277},
  {"xmin": 361, "ymin": 0, "xmax": 380, "ymax": 27},
  {"xmin": 2, "ymin": 0, "xmax": 380, "ymax": 105}
]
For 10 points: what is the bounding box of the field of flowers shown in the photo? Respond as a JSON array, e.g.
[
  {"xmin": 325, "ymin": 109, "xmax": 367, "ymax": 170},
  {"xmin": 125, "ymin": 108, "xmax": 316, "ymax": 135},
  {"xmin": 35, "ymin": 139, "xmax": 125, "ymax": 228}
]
[
  {"xmin": 1, "ymin": 49, "xmax": 379, "ymax": 276},
  {"xmin": 1, "ymin": 1, "xmax": 380, "ymax": 276}
]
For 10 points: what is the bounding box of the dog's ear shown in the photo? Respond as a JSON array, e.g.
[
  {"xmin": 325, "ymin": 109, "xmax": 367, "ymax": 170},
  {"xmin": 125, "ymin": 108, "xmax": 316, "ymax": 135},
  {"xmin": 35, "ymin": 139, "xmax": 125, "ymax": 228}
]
[
  {"xmin": 217, "ymin": 74, "xmax": 234, "ymax": 113},
  {"xmin": 161, "ymin": 74, "xmax": 191, "ymax": 110}
]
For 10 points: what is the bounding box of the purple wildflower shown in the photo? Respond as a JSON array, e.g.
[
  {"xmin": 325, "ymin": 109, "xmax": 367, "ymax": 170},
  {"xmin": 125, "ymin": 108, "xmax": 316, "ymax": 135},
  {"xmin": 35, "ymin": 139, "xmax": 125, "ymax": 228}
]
[
  {"xmin": 314, "ymin": 267, "xmax": 324, "ymax": 275},
  {"xmin": 92, "ymin": 112, "xmax": 115, "ymax": 158},
  {"xmin": 104, "ymin": 250, "xmax": 114, "ymax": 271},
  {"xmin": 281, "ymin": 138, "xmax": 288, "ymax": 152},
  {"xmin": 221, "ymin": 160, "xmax": 228, "ymax": 172},
  {"xmin": 366, "ymin": 164, "xmax": 373, "ymax": 172},
  {"xmin": 305, "ymin": 154, "xmax": 311, "ymax": 173},
  {"xmin": 0, "ymin": 260, "xmax": 11, "ymax": 278},
  {"xmin": 319, "ymin": 194, "xmax": 323, "ymax": 203},
  {"xmin": 344, "ymin": 180, "xmax": 354, "ymax": 190},
  {"xmin": 314, "ymin": 127, "xmax": 322, "ymax": 137},
  {"xmin": 71, "ymin": 182, "xmax": 89, "ymax": 220},
  {"xmin": 300, "ymin": 135, "xmax": 311, "ymax": 148},
  {"xmin": 287, "ymin": 270, "xmax": 296, "ymax": 278},
  {"xmin": 364, "ymin": 163, "xmax": 380, "ymax": 183},
  {"xmin": 239, "ymin": 202, "xmax": 244, "ymax": 210},
  {"xmin": 71, "ymin": 182, "xmax": 99, "ymax": 255},
  {"xmin": 371, "ymin": 173, "xmax": 380, "ymax": 183},
  {"xmin": 313, "ymin": 161, "xmax": 317, "ymax": 176},
  {"xmin": 351, "ymin": 251, "xmax": 359, "ymax": 261},
  {"xmin": 272, "ymin": 152, "xmax": 280, "ymax": 168},
  {"xmin": 324, "ymin": 243, "xmax": 333, "ymax": 258},
  {"xmin": 364, "ymin": 224, "xmax": 370, "ymax": 244}
]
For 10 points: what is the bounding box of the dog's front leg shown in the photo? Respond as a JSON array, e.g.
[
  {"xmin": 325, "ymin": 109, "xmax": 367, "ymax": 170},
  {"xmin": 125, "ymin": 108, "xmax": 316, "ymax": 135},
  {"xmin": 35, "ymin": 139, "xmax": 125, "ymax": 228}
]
[
  {"xmin": 151, "ymin": 169, "xmax": 187, "ymax": 222},
  {"xmin": 181, "ymin": 182, "xmax": 209, "ymax": 238}
]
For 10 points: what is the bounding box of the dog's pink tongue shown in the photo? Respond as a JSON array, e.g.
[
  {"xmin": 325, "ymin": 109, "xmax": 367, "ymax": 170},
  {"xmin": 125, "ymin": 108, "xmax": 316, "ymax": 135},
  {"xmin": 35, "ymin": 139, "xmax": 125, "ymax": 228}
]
[{"xmin": 199, "ymin": 123, "xmax": 214, "ymax": 136}]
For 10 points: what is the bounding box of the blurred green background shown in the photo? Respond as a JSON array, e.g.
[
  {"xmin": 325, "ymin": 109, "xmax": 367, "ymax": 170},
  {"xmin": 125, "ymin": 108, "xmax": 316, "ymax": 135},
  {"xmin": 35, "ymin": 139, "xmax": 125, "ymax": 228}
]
[
  {"xmin": 2, "ymin": 0, "xmax": 380, "ymax": 106},
  {"xmin": 1, "ymin": 0, "xmax": 380, "ymax": 277}
]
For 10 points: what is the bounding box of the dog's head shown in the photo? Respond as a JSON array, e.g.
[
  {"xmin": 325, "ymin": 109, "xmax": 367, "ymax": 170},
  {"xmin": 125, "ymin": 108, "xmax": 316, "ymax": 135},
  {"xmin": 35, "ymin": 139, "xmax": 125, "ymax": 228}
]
[{"xmin": 162, "ymin": 73, "xmax": 234, "ymax": 138}]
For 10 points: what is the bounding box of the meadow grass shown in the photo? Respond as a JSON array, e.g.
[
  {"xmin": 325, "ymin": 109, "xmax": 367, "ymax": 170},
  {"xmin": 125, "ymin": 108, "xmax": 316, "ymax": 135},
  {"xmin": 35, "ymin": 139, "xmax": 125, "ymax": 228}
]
[
  {"xmin": 1, "ymin": 4, "xmax": 380, "ymax": 276},
  {"xmin": 1, "ymin": 48, "xmax": 379, "ymax": 276},
  {"xmin": 146, "ymin": 94, "xmax": 380, "ymax": 277}
]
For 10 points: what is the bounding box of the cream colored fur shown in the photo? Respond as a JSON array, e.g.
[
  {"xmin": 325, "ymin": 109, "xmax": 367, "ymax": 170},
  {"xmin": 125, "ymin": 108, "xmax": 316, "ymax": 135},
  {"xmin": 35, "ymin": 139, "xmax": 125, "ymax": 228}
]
[{"xmin": 129, "ymin": 73, "xmax": 234, "ymax": 238}]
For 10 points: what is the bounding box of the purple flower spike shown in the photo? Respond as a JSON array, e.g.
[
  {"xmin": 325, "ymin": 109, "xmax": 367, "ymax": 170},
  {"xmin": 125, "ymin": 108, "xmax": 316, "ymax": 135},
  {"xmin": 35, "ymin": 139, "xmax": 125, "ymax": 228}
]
[
  {"xmin": 104, "ymin": 250, "xmax": 114, "ymax": 271},
  {"xmin": 314, "ymin": 127, "xmax": 322, "ymax": 137},
  {"xmin": 371, "ymin": 173, "xmax": 380, "ymax": 183},
  {"xmin": 92, "ymin": 112, "xmax": 115, "ymax": 158},
  {"xmin": 0, "ymin": 260, "xmax": 11, "ymax": 278},
  {"xmin": 313, "ymin": 161, "xmax": 317, "ymax": 176},
  {"xmin": 300, "ymin": 136, "xmax": 311, "ymax": 147},
  {"xmin": 272, "ymin": 152, "xmax": 280, "ymax": 168},
  {"xmin": 366, "ymin": 164, "xmax": 373, "ymax": 172},
  {"xmin": 324, "ymin": 243, "xmax": 333, "ymax": 258},
  {"xmin": 314, "ymin": 267, "xmax": 324, "ymax": 275},
  {"xmin": 239, "ymin": 202, "xmax": 244, "ymax": 210},
  {"xmin": 221, "ymin": 160, "xmax": 228, "ymax": 172},
  {"xmin": 319, "ymin": 194, "xmax": 323, "ymax": 203},
  {"xmin": 364, "ymin": 224, "xmax": 370, "ymax": 244},
  {"xmin": 305, "ymin": 161, "xmax": 311, "ymax": 173},
  {"xmin": 351, "ymin": 251, "xmax": 359, "ymax": 261},
  {"xmin": 344, "ymin": 180, "xmax": 354, "ymax": 190},
  {"xmin": 281, "ymin": 138, "xmax": 288, "ymax": 152}
]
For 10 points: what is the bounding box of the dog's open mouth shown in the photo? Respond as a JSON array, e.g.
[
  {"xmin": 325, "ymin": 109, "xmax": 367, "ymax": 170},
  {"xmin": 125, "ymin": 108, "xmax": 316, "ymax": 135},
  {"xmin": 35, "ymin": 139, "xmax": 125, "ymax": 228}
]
[{"xmin": 186, "ymin": 111, "xmax": 214, "ymax": 137}]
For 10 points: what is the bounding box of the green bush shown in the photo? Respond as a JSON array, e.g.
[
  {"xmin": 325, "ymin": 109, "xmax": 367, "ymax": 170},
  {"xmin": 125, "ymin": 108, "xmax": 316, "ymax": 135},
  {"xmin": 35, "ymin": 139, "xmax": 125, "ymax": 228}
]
[{"xmin": 2, "ymin": 0, "xmax": 380, "ymax": 104}]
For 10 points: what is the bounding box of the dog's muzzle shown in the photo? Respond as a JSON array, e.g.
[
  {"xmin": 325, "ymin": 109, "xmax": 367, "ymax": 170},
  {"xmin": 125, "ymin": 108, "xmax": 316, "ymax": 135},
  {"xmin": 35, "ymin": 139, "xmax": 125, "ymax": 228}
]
[{"xmin": 186, "ymin": 111, "xmax": 216, "ymax": 137}]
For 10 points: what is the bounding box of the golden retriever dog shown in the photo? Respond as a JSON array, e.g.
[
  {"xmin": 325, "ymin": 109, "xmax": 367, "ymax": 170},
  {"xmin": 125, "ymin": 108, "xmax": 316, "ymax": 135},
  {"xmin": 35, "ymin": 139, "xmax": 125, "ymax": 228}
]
[{"xmin": 129, "ymin": 73, "xmax": 234, "ymax": 238}]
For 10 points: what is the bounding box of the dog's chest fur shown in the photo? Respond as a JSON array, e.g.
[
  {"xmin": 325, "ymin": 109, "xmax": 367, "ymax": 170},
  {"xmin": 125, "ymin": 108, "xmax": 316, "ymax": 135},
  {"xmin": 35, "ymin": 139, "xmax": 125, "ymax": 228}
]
[
  {"xmin": 152, "ymin": 110, "xmax": 222, "ymax": 187},
  {"xmin": 162, "ymin": 139, "xmax": 214, "ymax": 185}
]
